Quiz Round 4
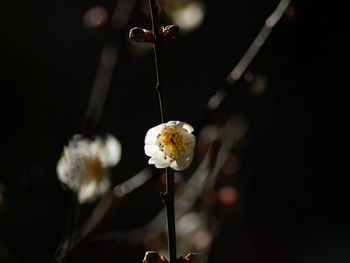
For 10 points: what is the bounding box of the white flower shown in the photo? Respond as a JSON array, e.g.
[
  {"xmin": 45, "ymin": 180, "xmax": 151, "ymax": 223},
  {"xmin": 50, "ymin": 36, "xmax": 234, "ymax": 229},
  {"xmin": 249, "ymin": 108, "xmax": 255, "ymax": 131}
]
[
  {"xmin": 56, "ymin": 134, "xmax": 121, "ymax": 203},
  {"xmin": 144, "ymin": 121, "xmax": 196, "ymax": 171},
  {"xmin": 165, "ymin": 1, "xmax": 206, "ymax": 33}
]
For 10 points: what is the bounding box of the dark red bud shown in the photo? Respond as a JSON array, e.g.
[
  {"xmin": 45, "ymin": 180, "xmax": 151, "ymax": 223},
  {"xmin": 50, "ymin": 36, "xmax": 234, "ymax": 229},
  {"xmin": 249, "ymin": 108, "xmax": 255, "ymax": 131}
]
[
  {"xmin": 143, "ymin": 251, "xmax": 162, "ymax": 263},
  {"xmin": 129, "ymin": 27, "xmax": 155, "ymax": 43},
  {"xmin": 185, "ymin": 253, "xmax": 198, "ymax": 263},
  {"xmin": 161, "ymin": 256, "xmax": 169, "ymax": 263},
  {"xmin": 161, "ymin": 25, "xmax": 179, "ymax": 41}
]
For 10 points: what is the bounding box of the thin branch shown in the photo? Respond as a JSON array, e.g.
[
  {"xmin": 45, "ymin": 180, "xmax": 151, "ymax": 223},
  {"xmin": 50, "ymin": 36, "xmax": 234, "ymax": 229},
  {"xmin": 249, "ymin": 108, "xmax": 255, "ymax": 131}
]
[
  {"xmin": 83, "ymin": 0, "xmax": 137, "ymax": 136},
  {"xmin": 226, "ymin": 0, "xmax": 291, "ymax": 84},
  {"xmin": 149, "ymin": 0, "xmax": 166, "ymax": 123},
  {"xmin": 165, "ymin": 168, "xmax": 176, "ymax": 263},
  {"xmin": 84, "ymin": 46, "xmax": 119, "ymax": 136},
  {"xmin": 207, "ymin": 0, "xmax": 291, "ymax": 111},
  {"xmin": 149, "ymin": 0, "xmax": 176, "ymax": 262}
]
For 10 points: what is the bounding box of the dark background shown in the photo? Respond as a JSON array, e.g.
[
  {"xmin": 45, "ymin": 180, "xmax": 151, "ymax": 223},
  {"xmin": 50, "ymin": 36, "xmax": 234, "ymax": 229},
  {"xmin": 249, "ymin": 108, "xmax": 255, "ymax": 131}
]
[{"xmin": 0, "ymin": 0, "xmax": 348, "ymax": 262}]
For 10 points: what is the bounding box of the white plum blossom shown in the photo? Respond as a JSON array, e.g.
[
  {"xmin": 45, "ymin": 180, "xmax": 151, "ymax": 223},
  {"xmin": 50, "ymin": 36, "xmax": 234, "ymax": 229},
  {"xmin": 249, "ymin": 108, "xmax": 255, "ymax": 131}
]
[
  {"xmin": 144, "ymin": 121, "xmax": 196, "ymax": 171},
  {"xmin": 56, "ymin": 134, "xmax": 121, "ymax": 203},
  {"xmin": 164, "ymin": 1, "xmax": 206, "ymax": 33}
]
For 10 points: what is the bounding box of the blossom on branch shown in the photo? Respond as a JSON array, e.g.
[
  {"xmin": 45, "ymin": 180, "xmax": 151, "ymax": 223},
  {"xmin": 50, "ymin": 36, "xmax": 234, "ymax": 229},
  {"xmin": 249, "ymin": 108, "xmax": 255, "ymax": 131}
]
[
  {"xmin": 56, "ymin": 134, "xmax": 121, "ymax": 203},
  {"xmin": 144, "ymin": 121, "xmax": 195, "ymax": 171}
]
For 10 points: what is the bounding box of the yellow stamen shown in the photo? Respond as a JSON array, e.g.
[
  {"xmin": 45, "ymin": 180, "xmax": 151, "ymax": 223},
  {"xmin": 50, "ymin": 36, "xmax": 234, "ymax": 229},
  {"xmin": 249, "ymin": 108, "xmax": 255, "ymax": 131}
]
[
  {"xmin": 156, "ymin": 126, "xmax": 188, "ymax": 161},
  {"xmin": 84, "ymin": 157, "xmax": 103, "ymax": 182}
]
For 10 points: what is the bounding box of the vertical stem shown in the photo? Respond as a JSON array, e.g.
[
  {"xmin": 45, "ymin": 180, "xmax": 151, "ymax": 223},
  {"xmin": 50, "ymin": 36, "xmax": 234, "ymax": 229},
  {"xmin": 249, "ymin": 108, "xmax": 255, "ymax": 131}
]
[
  {"xmin": 149, "ymin": 0, "xmax": 176, "ymax": 262},
  {"xmin": 166, "ymin": 168, "xmax": 176, "ymax": 263},
  {"xmin": 153, "ymin": 44, "xmax": 165, "ymax": 123},
  {"xmin": 149, "ymin": 0, "xmax": 166, "ymax": 123}
]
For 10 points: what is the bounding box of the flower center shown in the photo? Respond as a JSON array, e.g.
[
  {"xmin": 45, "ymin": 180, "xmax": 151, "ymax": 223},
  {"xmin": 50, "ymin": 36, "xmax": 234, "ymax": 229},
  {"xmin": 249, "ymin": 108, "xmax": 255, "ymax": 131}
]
[
  {"xmin": 156, "ymin": 126, "xmax": 188, "ymax": 161},
  {"xmin": 84, "ymin": 157, "xmax": 103, "ymax": 182}
]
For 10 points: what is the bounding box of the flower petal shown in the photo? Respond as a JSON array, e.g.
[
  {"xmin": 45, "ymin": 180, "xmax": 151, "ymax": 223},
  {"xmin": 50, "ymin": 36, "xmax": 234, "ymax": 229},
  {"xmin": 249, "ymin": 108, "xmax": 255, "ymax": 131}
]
[
  {"xmin": 96, "ymin": 176, "xmax": 111, "ymax": 195},
  {"xmin": 99, "ymin": 134, "xmax": 122, "ymax": 167},
  {"xmin": 182, "ymin": 123, "xmax": 194, "ymax": 133},
  {"xmin": 78, "ymin": 181, "xmax": 98, "ymax": 203},
  {"xmin": 148, "ymin": 151, "xmax": 171, "ymax": 168},
  {"xmin": 56, "ymin": 154, "xmax": 69, "ymax": 184},
  {"xmin": 170, "ymin": 150, "xmax": 194, "ymax": 171},
  {"xmin": 145, "ymin": 124, "xmax": 163, "ymax": 145},
  {"xmin": 165, "ymin": 120, "xmax": 179, "ymax": 127},
  {"xmin": 144, "ymin": 144, "xmax": 160, "ymax": 157}
]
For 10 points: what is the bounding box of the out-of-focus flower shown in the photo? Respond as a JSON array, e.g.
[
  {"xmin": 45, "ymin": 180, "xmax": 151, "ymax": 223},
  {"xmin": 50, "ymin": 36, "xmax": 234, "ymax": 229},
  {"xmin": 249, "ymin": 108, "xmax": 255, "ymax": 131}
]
[
  {"xmin": 175, "ymin": 212, "xmax": 213, "ymax": 255},
  {"xmin": 83, "ymin": 6, "xmax": 109, "ymax": 29},
  {"xmin": 144, "ymin": 121, "xmax": 195, "ymax": 171},
  {"xmin": 163, "ymin": 1, "xmax": 206, "ymax": 33},
  {"xmin": 57, "ymin": 134, "xmax": 121, "ymax": 203},
  {"xmin": 217, "ymin": 186, "xmax": 239, "ymax": 208}
]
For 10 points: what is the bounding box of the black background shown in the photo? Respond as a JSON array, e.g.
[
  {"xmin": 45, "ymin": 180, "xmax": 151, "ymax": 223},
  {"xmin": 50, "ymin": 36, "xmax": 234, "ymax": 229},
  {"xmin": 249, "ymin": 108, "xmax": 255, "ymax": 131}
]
[{"xmin": 0, "ymin": 0, "xmax": 348, "ymax": 262}]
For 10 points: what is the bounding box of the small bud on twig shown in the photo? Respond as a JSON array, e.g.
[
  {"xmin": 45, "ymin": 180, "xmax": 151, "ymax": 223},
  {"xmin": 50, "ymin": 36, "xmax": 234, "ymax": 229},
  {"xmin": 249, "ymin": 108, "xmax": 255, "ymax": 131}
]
[
  {"xmin": 143, "ymin": 251, "xmax": 162, "ymax": 263},
  {"xmin": 129, "ymin": 25, "xmax": 179, "ymax": 44},
  {"xmin": 129, "ymin": 27, "xmax": 155, "ymax": 43},
  {"xmin": 143, "ymin": 251, "xmax": 169, "ymax": 263},
  {"xmin": 161, "ymin": 25, "xmax": 179, "ymax": 41},
  {"xmin": 184, "ymin": 253, "xmax": 197, "ymax": 263}
]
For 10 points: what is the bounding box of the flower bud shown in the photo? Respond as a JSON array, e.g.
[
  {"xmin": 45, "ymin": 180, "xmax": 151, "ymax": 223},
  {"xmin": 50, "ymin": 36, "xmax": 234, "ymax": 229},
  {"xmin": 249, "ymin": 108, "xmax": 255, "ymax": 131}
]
[
  {"xmin": 143, "ymin": 251, "xmax": 162, "ymax": 263},
  {"xmin": 161, "ymin": 25, "xmax": 179, "ymax": 41},
  {"xmin": 185, "ymin": 253, "xmax": 198, "ymax": 262},
  {"xmin": 129, "ymin": 27, "xmax": 155, "ymax": 43}
]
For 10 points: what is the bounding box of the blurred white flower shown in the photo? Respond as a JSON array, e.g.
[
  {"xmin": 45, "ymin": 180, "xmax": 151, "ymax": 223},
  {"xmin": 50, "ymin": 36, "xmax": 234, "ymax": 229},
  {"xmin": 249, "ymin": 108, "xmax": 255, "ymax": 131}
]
[
  {"xmin": 144, "ymin": 121, "xmax": 195, "ymax": 171},
  {"xmin": 57, "ymin": 134, "xmax": 121, "ymax": 203},
  {"xmin": 164, "ymin": 1, "xmax": 206, "ymax": 33}
]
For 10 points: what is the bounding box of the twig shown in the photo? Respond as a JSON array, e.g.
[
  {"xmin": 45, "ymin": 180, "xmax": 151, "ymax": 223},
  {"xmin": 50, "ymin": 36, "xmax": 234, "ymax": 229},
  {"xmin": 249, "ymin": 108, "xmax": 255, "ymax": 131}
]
[
  {"xmin": 149, "ymin": 0, "xmax": 166, "ymax": 123},
  {"xmin": 226, "ymin": 0, "xmax": 291, "ymax": 84},
  {"xmin": 207, "ymin": 0, "xmax": 291, "ymax": 111},
  {"xmin": 84, "ymin": 45, "xmax": 119, "ymax": 136},
  {"xmin": 148, "ymin": 0, "xmax": 176, "ymax": 262},
  {"xmin": 165, "ymin": 168, "xmax": 176, "ymax": 263},
  {"xmin": 83, "ymin": 0, "xmax": 137, "ymax": 136}
]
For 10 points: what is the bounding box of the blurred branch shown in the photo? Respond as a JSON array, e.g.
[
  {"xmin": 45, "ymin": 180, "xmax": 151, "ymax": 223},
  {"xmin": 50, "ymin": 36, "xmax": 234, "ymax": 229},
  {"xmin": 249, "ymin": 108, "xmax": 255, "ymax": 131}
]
[
  {"xmin": 111, "ymin": 0, "xmax": 136, "ymax": 30},
  {"xmin": 83, "ymin": 0, "xmax": 136, "ymax": 136},
  {"xmin": 80, "ymin": 169, "xmax": 152, "ymax": 240},
  {"xmin": 206, "ymin": 116, "xmax": 247, "ymax": 189},
  {"xmin": 207, "ymin": 0, "xmax": 291, "ymax": 111},
  {"xmin": 84, "ymin": 46, "xmax": 119, "ymax": 136},
  {"xmin": 91, "ymin": 148, "xmax": 213, "ymax": 244},
  {"xmin": 53, "ymin": 1, "xmax": 137, "ymax": 261},
  {"xmin": 52, "ymin": 169, "xmax": 152, "ymax": 262}
]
